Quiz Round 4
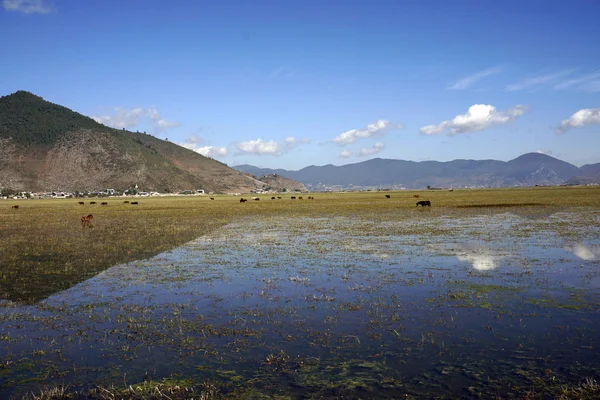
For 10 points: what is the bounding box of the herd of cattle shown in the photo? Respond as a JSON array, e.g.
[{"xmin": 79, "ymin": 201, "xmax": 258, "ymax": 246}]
[{"xmin": 10, "ymin": 194, "xmax": 433, "ymax": 216}]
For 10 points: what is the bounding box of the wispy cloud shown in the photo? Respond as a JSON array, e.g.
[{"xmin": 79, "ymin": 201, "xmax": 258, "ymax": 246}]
[
  {"xmin": 420, "ymin": 104, "xmax": 527, "ymax": 136},
  {"xmin": 358, "ymin": 142, "xmax": 385, "ymax": 157},
  {"xmin": 556, "ymin": 107, "xmax": 600, "ymax": 134},
  {"xmin": 554, "ymin": 70, "xmax": 600, "ymax": 93},
  {"xmin": 2, "ymin": 0, "xmax": 51, "ymax": 13},
  {"xmin": 506, "ymin": 69, "xmax": 576, "ymax": 91},
  {"xmin": 333, "ymin": 120, "xmax": 402, "ymax": 145},
  {"xmin": 91, "ymin": 107, "xmax": 179, "ymax": 134},
  {"xmin": 448, "ymin": 66, "xmax": 504, "ymax": 90}
]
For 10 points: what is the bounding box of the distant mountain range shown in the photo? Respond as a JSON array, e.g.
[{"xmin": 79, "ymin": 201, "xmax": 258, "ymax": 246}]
[{"xmin": 235, "ymin": 153, "xmax": 600, "ymax": 190}]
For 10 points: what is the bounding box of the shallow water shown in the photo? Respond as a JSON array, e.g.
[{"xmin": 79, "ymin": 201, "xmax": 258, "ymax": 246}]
[{"xmin": 1, "ymin": 210, "xmax": 599, "ymax": 398}]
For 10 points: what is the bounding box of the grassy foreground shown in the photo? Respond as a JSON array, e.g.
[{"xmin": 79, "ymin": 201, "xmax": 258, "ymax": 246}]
[{"xmin": 1, "ymin": 186, "xmax": 599, "ymax": 303}]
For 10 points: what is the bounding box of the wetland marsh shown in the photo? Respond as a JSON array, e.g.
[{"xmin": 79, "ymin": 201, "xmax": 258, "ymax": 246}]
[{"xmin": 1, "ymin": 187, "xmax": 600, "ymax": 399}]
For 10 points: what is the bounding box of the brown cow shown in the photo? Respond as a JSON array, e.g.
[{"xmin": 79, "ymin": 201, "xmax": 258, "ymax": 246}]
[
  {"xmin": 277, "ymin": 196, "xmax": 282, "ymax": 199},
  {"xmin": 101, "ymin": 202, "xmax": 108, "ymax": 205},
  {"xmin": 78, "ymin": 201, "xmax": 85, "ymax": 205},
  {"xmin": 12, "ymin": 205, "xmax": 19, "ymax": 209},
  {"xmin": 81, "ymin": 214, "xmax": 94, "ymax": 226},
  {"xmin": 124, "ymin": 200, "xmax": 129, "ymax": 204},
  {"xmin": 414, "ymin": 194, "xmax": 420, "ymax": 198},
  {"xmin": 90, "ymin": 201, "xmax": 97, "ymax": 205}
]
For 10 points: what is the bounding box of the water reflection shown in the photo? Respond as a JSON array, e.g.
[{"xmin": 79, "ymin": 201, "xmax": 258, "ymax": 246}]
[
  {"xmin": 564, "ymin": 242, "xmax": 600, "ymax": 261},
  {"xmin": 454, "ymin": 245, "xmax": 509, "ymax": 271}
]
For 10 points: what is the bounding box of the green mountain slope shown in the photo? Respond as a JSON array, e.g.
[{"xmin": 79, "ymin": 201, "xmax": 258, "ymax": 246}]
[{"xmin": 0, "ymin": 91, "xmax": 264, "ymax": 193}]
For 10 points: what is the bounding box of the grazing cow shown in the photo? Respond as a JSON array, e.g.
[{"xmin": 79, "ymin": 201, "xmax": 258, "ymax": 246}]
[
  {"xmin": 90, "ymin": 201, "xmax": 96, "ymax": 205},
  {"xmin": 271, "ymin": 197, "xmax": 275, "ymax": 200},
  {"xmin": 78, "ymin": 201, "xmax": 85, "ymax": 205},
  {"xmin": 12, "ymin": 205, "xmax": 19, "ymax": 209},
  {"xmin": 253, "ymin": 197, "xmax": 260, "ymax": 201},
  {"xmin": 81, "ymin": 214, "xmax": 94, "ymax": 226},
  {"xmin": 414, "ymin": 195, "xmax": 420, "ymax": 198},
  {"xmin": 277, "ymin": 196, "xmax": 282, "ymax": 199},
  {"xmin": 291, "ymin": 196, "xmax": 296, "ymax": 200},
  {"xmin": 416, "ymin": 200, "xmax": 431, "ymax": 207},
  {"xmin": 240, "ymin": 198, "xmax": 247, "ymax": 203},
  {"xmin": 131, "ymin": 201, "xmax": 139, "ymax": 205},
  {"xmin": 298, "ymin": 196, "xmax": 303, "ymax": 200},
  {"xmin": 124, "ymin": 201, "xmax": 129, "ymax": 204},
  {"xmin": 308, "ymin": 196, "xmax": 314, "ymax": 200},
  {"xmin": 385, "ymin": 195, "xmax": 391, "ymax": 199},
  {"xmin": 210, "ymin": 198, "xmax": 215, "ymax": 200},
  {"xmin": 101, "ymin": 202, "xmax": 108, "ymax": 205}
]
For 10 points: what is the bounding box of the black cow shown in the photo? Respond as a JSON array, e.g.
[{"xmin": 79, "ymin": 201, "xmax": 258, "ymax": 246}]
[
  {"xmin": 240, "ymin": 198, "xmax": 247, "ymax": 203},
  {"xmin": 291, "ymin": 196, "xmax": 296, "ymax": 199},
  {"xmin": 385, "ymin": 195, "xmax": 391, "ymax": 198},
  {"xmin": 101, "ymin": 202, "xmax": 108, "ymax": 205},
  {"xmin": 131, "ymin": 201, "xmax": 139, "ymax": 205},
  {"xmin": 416, "ymin": 200, "xmax": 431, "ymax": 207},
  {"xmin": 90, "ymin": 201, "xmax": 96, "ymax": 205},
  {"xmin": 78, "ymin": 201, "xmax": 85, "ymax": 205},
  {"xmin": 210, "ymin": 197, "xmax": 215, "ymax": 200}
]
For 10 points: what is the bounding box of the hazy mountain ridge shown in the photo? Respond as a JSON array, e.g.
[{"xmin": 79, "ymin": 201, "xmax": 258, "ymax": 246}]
[
  {"xmin": 235, "ymin": 154, "xmax": 598, "ymax": 190},
  {"xmin": 0, "ymin": 91, "xmax": 292, "ymax": 193}
]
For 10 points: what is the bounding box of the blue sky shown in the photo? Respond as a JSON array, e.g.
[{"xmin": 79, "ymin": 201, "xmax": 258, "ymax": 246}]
[{"xmin": 1, "ymin": 0, "xmax": 599, "ymax": 169}]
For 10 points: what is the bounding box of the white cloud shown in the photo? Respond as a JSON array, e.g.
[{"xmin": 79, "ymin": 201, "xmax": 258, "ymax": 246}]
[
  {"xmin": 556, "ymin": 108, "xmax": 600, "ymax": 134},
  {"xmin": 339, "ymin": 150, "xmax": 352, "ymax": 158},
  {"xmin": 333, "ymin": 120, "xmax": 401, "ymax": 145},
  {"xmin": 91, "ymin": 107, "xmax": 179, "ymax": 134},
  {"xmin": 234, "ymin": 136, "xmax": 310, "ymax": 156},
  {"xmin": 506, "ymin": 69, "xmax": 575, "ymax": 91},
  {"xmin": 236, "ymin": 139, "xmax": 282, "ymax": 155},
  {"xmin": 358, "ymin": 142, "xmax": 385, "ymax": 157},
  {"xmin": 420, "ymin": 104, "xmax": 527, "ymax": 136},
  {"xmin": 180, "ymin": 143, "xmax": 228, "ymax": 158},
  {"xmin": 2, "ymin": 0, "xmax": 51, "ymax": 14},
  {"xmin": 448, "ymin": 66, "xmax": 503, "ymax": 90},
  {"xmin": 178, "ymin": 135, "xmax": 228, "ymax": 158}
]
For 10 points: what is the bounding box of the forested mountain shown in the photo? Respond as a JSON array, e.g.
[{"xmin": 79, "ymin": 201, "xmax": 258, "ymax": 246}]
[{"xmin": 0, "ymin": 91, "xmax": 266, "ymax": 193}]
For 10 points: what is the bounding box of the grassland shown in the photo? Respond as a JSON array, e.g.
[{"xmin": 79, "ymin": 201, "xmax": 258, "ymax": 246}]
[
  {"xmin": 2, "ymin": 186, "xmax": 600, "ymax": 399},
  {"xmin": 1, "ymin": 186, "xmax": 599, "ymax": 303}
]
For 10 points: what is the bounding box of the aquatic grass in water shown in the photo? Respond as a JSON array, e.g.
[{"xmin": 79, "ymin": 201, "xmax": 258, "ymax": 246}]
[{"xmin": 1, "ymin": 205, "xmax": 600, "ymax": 398}]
